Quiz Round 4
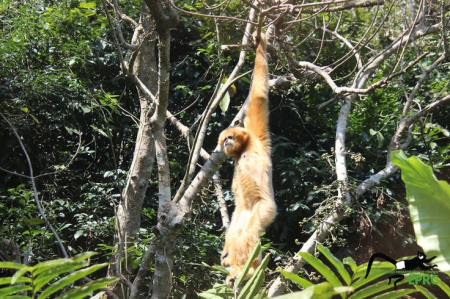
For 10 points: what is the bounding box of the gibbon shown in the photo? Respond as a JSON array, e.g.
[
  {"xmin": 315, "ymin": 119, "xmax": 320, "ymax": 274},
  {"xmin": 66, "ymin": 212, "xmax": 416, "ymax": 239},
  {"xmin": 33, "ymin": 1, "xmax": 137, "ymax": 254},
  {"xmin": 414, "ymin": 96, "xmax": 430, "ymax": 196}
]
[{"xmin": 218, "ymin": 32, "xmax": 276, "ymax": 286}]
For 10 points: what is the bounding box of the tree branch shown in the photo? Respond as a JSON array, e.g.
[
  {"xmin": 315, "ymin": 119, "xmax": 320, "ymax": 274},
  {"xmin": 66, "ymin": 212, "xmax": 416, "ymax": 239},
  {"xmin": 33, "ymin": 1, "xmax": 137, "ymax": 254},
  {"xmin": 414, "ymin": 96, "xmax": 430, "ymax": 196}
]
[
  {"xmin": 267, "ymin": 20, "xmax": 444, "ymax": 298},
  {"xmin": 214, "ymin": 172, "xmax": 230, "ymax": 230},
  {"xmin": 0, "ymin": 112, "xmax": 68, "ymax": 258}
]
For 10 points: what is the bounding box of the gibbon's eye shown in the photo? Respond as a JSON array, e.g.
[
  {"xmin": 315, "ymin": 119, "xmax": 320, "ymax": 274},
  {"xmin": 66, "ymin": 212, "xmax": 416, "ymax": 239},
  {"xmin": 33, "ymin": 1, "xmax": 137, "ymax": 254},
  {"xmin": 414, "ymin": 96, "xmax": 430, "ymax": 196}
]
[{"xmin": 223, "ymin": 135, "xmax": 234, "ymax": 146}]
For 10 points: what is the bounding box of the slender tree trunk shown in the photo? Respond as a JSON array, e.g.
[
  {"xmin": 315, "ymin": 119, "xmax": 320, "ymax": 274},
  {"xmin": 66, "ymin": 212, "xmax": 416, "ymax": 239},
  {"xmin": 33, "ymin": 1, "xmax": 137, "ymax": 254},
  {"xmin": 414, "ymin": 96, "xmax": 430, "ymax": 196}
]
[{"xmin": 108, "ymin": 3, "xmax": 158, "ymax": 298}]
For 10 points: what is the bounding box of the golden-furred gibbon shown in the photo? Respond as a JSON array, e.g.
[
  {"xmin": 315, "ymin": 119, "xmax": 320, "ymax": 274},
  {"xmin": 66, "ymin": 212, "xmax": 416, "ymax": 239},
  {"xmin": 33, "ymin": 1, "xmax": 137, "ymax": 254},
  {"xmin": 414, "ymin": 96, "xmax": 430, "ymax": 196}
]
[{"xmin": 218, "ymin": 32, "xmax": 276, "ymax": 286}]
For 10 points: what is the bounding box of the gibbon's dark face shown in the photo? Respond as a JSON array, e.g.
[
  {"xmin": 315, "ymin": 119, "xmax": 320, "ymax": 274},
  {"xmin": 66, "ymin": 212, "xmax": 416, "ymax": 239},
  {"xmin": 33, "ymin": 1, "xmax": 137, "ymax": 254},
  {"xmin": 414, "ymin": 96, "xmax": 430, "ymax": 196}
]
[
  {"xmin": 222, "ymin": 135, "xmax": 234, "ymax": 148},
  {"xmin": 218, "ymin": 127, "xmax": 248, "ymax": 157}
]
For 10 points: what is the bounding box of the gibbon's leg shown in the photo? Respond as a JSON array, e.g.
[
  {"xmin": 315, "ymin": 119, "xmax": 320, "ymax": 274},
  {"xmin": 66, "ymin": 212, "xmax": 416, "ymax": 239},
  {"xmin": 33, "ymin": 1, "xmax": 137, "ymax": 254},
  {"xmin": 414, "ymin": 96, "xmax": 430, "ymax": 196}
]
[
  {"xmin": 221, "ymin": 209, "xmax": 243, "ymax": 262},
  {"xmin": 224, "ymin": 234, "xmax": 261, "ymax": 286},
  {"xmin": 247, "ymin": 196, "xmax": 277, "ymax": 236},
  {"xmin": 221, "ymin": 207, "xmax": 261, "ymax": 285},
  {"xmin": 221, "ymin": 217, "xmax": 261, "ymax": 286},
  {"xmin": 221, "ymin": 198, "xmax": 275, "ymax": 285},
  {"xmin": 226, "ymin": 198, "xmax": 275, "ymax": 261}
]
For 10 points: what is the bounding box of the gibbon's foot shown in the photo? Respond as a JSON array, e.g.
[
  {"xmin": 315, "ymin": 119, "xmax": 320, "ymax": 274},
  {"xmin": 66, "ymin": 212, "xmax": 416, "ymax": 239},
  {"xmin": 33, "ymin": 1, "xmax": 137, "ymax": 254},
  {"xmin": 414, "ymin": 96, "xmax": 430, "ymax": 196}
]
[
  {"xmin": 224, "ymin": 258, "xmax": 259, "ymax": 287},
  {"xmin": 221, "ymin": 233, "xmax": 261, "ymax": 286},
  {"xmin": 221, "ymin": 233, "xmax": 260, "ymax": 269}
]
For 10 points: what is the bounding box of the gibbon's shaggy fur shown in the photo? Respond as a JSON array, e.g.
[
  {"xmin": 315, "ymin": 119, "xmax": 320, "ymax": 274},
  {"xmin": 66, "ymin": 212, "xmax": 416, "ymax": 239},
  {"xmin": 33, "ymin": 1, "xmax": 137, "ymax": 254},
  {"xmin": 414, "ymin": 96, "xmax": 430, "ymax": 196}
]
[{"xmin": 218, "ymin": 33, "xmax": 276, "ymax": 286}]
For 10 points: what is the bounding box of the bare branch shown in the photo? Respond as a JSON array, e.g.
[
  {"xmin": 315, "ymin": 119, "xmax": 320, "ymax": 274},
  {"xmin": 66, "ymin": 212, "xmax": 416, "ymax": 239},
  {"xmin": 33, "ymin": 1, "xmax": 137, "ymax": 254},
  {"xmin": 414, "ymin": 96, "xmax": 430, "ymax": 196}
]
[
  {"xmin": 0, "ymin": 112, "xmax": 68, "ymax": 258},
  {"xmin": 214, "ymin": 172, "xmax": 230, "ymax": 229},
  {"xmin": 268, "ymin": 18, "xmax": 444, "ymax": 298},
  {"xmin": 167, "ymin": 1, "xmax": 258, "ymax": 26},
  {"xmin": 176, "ymin": 0, "xmax": 261, "ymax": 212},
  {"xmin": 100, "ymin": 0, "xmax": 128, "ymax": 72},
  {"xmin": 166, "ymin": 111, "xmax": 210, "ymax": 161},
  {"xmin": 110, "ymin": 0, "xmax": 140, "ymax": 50},
  {"xmin": 406, "ymin": 95, "xmax": 450, "ymax": 126},
  {"xmin": 403, "ymin": 53, "xmax": 447, "ymax": 117}
]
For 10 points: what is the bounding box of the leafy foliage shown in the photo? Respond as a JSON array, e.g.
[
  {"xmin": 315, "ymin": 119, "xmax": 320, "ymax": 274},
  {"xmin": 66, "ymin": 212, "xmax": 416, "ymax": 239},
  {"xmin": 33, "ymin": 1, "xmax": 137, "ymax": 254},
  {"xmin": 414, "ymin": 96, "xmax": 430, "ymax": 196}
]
[
  {"xmin": 198, "ymin": 242, "xmax": 270, "ymax": 299},
  {"xmin": 391, "ymin": 150, "xmax": 450, "ymax": 273},
  {"xmin": 0, "ymin": 252, "xmax": 117, "ymax": 298},
  {"xmin": 277, "ymin": 244, "xmax": 446, "ymax": 298}
]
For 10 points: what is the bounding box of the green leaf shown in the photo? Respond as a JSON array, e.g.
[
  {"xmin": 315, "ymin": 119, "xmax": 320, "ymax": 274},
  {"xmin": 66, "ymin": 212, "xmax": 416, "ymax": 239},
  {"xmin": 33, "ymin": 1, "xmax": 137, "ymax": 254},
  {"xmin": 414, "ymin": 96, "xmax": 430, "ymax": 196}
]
[
  {"xmin": 79, "ymin": 2, "xmax": 96, "ymax": 9},
  {"xmin": 234, "ymin": 242, "xmax": 261, "ymax": 287},
  {"xmin": 33, "ymin": 261, "xmax": 88, "ymax": 294},
  {"xmin": 370, "ymin": 288, "xmax": 416, "ymax": 299},
  {"xmin": 201, "ymin": 263, "xmax": 229, "ymax": 275},
  {"xmin": 391, "ymin": 150, "xmax": 450, "ymax": 273},
  {"xmin": 278, "ymin": 269, "xmax": 313, "ymax": 288},
  {"xmin": 71, "ymin": 251, "xmax": 97, "ymax": 262},
  {"xmin": 273, "ymin": 282, "xmax": 335, "ymax": 299},
  {"xmin": 343, "ymin": 257, "xmax": 357, "ymax": 274},
  {"xmin": 414, "ymin": 285, "xmax": 438, "ymax": 299},
  {"xmin": 376, "ymin": 132, "xmax": 384, "ymax": 148},
  {"xmin": 348, "ymin": 277, "xmax": 408, "ymax": 299},
  {"xmin": 38, "ymin": 263, "xmax": 110, "ymax": 299},
  {"xmin": 0, "ymin": 276, "xmax": 31, "ymax": 286},
  {"xmin": 318, "ymin": 244, "xmax": 351, "ymax": 285},
  {"xmin": 11, "ymin": 266, "xmax": 32, "ymax": 285},
  {"xmin": 0, "ymin": 285, "xmax": 33, "ymax": 297},
  {"xmin": 0, "ymin": 262, "xmax": 26, "ymax": 271},
  {"xmin": 238, "ymin": 253, "xmax": 270, "ymax": 299},
  {"xmin": 299, "ymin": 252, "xmax": 343, "ymax": 288},
  {"xmin": 32, "ymin": 259, "xmax": 87, "ymax": 277},
  {"xmin": 29, "ymin": 114, "xmax": 40, "ymax": 124},
  {"xmin": 56, "ymin": 277, "xmax": 118, "ymax": 299},
  {"xmin": 433, "ymin": 276, "xmax": 450, "ymax": 296},
  {"xmin": 218, "ymin": 83, "xmax": 230, "ymax": 113},
  {"xmin": 197, "ymin": 283, "xmax": 233, "ymax": 299},
  {"xmin": 22, "ymin": 217, "xmax": 46, "ymax": 226}
]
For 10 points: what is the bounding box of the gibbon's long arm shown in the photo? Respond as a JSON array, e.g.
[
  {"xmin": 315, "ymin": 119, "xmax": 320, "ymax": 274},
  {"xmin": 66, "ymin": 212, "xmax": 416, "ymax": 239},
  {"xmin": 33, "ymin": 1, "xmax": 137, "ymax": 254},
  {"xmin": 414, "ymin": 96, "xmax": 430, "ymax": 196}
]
[{"xmin": 244, "ymin": 34, "xmax": 270, "ymax": 148}]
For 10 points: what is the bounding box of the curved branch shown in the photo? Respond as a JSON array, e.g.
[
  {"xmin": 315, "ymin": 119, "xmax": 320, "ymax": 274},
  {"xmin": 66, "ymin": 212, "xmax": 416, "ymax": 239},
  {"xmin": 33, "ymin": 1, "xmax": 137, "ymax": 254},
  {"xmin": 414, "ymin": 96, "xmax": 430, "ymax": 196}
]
[
  {"xmin": 145, "ymin": 0, "xmax": 179, "ymax": 35},
  {"xmin": 167, "ymin": 1, "xmax": 258, "ymax": 26},
  {"xmin": 175, "ymin": 1, "xmax": 262, "ymax": 212},
  {"xmin": 0, "ymin": 112, "xmax": 68, "ymax": 258},
  {"xmin": 111, "ymin": 0, "xmax": 140, "ymax": 50}
]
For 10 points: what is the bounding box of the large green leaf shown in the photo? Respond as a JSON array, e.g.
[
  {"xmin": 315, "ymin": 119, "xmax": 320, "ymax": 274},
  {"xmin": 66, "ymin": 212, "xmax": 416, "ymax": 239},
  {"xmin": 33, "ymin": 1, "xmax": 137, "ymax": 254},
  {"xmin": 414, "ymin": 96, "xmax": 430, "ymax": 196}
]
[
  {"xmin": 197, "ymin": 283, "xmax": 233, "ymax": 299},
  {"xmin": 38, "ymin": 263, "xmax": 110, "ymax": 299},
  {"xmin": 348, "ymin": 278, "xmax": 409, "ymax": 299},
  {"xmin": 278, "ymin": 269, "xmax": 313, "ymax": 288},
  {"xmin": 55, "ymin": 277, "xmax": 118, "ymax": 299},
  {"xmin": 391, "ymin": 150, "xmax": 450, "ymax": 273},
  {"xmin": 238, "ymin": 253, "xmax": 270, "ymax": 299},
  {"xmin": 273, "ymin": 282, "xmax": 352, "ymax": 299},
  {"xmin": 234, "ymin": 242, "xmax": 262, "ymax": 287},
  {"xmin": 318, "ymin": 244, "xmax": 351, "ymax": 285},
  {"xmin": 298, "ymin": 252, "xmax": 343, "ymax": 289}
]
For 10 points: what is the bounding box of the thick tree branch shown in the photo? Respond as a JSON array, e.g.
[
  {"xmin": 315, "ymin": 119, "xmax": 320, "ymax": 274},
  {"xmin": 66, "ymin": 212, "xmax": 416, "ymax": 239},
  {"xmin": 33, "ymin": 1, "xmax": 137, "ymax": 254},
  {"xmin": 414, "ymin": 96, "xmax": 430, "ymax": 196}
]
[{"xmin": 145, "ymin": 0, "xmax": 179, "ymax": 35}]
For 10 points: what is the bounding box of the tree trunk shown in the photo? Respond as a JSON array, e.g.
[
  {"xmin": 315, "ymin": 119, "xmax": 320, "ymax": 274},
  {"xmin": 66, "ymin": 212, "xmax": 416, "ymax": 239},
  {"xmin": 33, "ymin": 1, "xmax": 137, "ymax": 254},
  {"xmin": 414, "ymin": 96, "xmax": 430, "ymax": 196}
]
[{"xmin": 108, "ymin": 3, "xmax": 158, "ymax": 298}]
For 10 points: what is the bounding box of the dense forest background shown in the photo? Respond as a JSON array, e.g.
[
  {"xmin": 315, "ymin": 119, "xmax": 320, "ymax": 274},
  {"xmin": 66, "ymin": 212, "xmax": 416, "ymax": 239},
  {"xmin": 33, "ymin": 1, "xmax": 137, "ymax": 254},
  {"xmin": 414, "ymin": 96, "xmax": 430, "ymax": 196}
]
[{"xmin": 1, "ymin": 0, "xmax": 449, "ymax": 298}]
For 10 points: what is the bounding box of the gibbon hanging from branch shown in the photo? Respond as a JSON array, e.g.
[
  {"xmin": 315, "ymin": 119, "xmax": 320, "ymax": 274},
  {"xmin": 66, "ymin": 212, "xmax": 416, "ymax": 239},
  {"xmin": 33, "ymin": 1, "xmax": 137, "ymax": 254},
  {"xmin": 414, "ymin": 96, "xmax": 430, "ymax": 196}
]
[{"xmin": 218, "ymin": 32, "xmax": 277, "ymax": 286}]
